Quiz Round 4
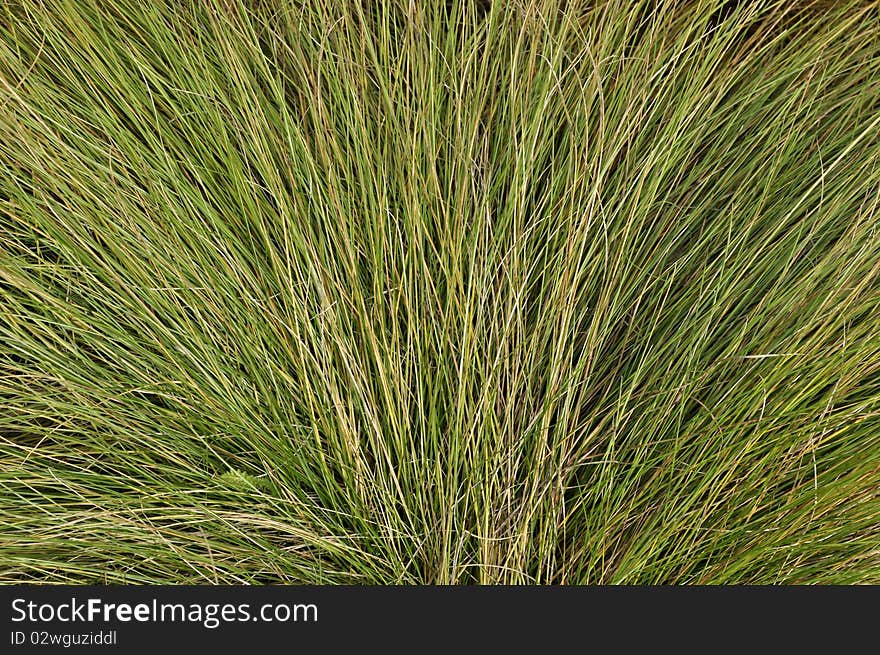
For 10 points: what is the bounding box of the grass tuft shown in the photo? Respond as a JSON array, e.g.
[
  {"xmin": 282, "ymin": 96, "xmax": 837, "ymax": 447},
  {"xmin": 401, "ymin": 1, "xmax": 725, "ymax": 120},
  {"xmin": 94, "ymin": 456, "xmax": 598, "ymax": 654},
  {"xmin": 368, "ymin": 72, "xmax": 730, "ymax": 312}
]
[{"xmin": 1, "ymin": 0, "xmax": 879, "ymax": 584}]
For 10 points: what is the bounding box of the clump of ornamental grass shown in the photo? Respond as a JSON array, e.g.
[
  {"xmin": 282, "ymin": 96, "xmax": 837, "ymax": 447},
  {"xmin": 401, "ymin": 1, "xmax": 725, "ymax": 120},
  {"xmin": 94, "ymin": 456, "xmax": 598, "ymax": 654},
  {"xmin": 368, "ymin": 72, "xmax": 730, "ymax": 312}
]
[{"xmin": 1, "ymin": 0, "xmax": 879, "ymax": 584}]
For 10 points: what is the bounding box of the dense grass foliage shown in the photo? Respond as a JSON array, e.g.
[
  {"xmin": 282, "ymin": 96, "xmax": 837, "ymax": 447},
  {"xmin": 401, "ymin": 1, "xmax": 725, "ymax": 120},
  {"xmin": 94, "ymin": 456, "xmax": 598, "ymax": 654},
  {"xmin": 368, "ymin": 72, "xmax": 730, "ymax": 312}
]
[{"xmin": 1, "ymin": 0, "xmax": 879, "ymax": 584}]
